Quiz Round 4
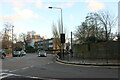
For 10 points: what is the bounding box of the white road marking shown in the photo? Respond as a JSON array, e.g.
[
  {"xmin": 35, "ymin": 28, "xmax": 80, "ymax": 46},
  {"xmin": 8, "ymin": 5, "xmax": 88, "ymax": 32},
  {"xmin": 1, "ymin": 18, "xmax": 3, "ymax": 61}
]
[
  {"xmin": 30, "ymin": 65, "xmax": 34, "ymax": 68},
  {"xmin": 48, "ymin": 63, "xmax": 50, "ymax": 64},
  {"xmin": 22, "ymin": 67, "xmax": 29, "ymax": 70},
  {"xmin": 0, "ymin": 73, "xmax": 14, "ymax": 79},
  {"xmin": 9, "ymin": 69, "xmax": 19, "ymax": 72},
  {"xmin": 9, "ymin": 66, "xmax": 31, "ymax": 72},
  {"xmin": 0, "ymin": 73, "xmax": 42, "ymax": 79},
  {"xmin": 30, "ymin": 76, "xmax": 40, "ymax": 79},
  {"xmin": 0, "ymin": 73, "xmax": 6, "ymax": 76}
]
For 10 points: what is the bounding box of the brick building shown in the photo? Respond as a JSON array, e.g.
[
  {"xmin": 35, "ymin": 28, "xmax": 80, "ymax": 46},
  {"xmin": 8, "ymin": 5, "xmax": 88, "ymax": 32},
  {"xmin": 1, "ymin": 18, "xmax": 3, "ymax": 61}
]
[{"xmin": 35, "ymin": 38, "xmax": 60, "ymax": 53}]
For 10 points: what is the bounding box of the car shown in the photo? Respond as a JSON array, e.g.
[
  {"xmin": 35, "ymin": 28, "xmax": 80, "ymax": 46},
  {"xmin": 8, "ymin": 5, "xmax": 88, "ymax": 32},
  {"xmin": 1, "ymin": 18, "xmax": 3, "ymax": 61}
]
[
  {"xmin": 21, "ymin": 50, "xmax": 26, "ymax": 56},
  {"xmin": 0, "ymin": 50, "xmax": 6, "ymax": 59},
  {"xmin": 38, "ymin": 50, "xmax": 47, "ymax": 57},
  {"xmin": 13, "ymin": 51, "xmax": 22, "ymax": 57}
]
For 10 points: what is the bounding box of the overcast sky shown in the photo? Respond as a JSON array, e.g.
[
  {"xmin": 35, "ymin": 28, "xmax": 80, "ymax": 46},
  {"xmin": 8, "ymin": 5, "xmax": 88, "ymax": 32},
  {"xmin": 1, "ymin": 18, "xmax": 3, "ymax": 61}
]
[{"xmin": 0, "ymin": 0, "xmax": 119, "ymax": 38}]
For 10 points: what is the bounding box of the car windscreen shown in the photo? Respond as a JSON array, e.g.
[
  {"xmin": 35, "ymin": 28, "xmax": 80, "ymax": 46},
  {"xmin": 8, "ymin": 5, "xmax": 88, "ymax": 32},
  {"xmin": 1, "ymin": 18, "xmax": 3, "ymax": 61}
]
[
  {"xmin": 0, "ymin": 51, "xmax": 5, "ymax": 53},
  {"xmin": 39, "ymin": 51, "xmax": 46, "ymax": 54},
  {"xmin": 14, "ymin": 51, "xmax": 20, "ymax": 53}
]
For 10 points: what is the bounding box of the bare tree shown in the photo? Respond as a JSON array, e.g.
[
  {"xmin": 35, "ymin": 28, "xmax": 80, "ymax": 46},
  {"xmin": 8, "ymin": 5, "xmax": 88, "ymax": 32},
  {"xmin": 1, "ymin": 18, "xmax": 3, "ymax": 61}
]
[
  {"xmin": 97, "ymin": 11, "xmax": 117, "ymax": 41},
  {"xmin": 52, "ymin": 23, "xmax": 61, "ymax": 49},
  {"xmin": 19, "ymin": 33, "xmax": 27, "ymax": 44},
  {"xmin": 1, "ymin": 22, "xmax": 13, "ymax": 49},
  {"xmin": 0, "ymin": 32, "xmax": 2, "ymax": 41},
  {"xmin": 74, "ymin": 11, "xmax": 117, "ymax": 43},
  {"xmin": 26, "ymin": 30, "xmax": 36, "ymax": 42},
  {"xmin": 52, "ymin": 20, "xmax": 68, "ymax": 49}
]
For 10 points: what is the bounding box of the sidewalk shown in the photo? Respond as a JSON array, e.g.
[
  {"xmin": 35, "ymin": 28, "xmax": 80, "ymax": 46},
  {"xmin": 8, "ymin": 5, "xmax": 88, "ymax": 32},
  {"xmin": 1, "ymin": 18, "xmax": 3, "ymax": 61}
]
[{"xmin": 56, "ymin": 55, "xmax": 120, "ymax": 66}]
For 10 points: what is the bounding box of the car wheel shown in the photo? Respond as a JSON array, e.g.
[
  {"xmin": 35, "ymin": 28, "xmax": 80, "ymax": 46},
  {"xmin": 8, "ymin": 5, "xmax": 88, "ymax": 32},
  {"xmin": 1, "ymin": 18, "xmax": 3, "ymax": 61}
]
[
  {"xmin": 1, "ymin": 55, "xmax": 5, "ymax": 59},
  {"xmin": 13, "ymin": 55, "xmax": 15, "ymax": 57}
]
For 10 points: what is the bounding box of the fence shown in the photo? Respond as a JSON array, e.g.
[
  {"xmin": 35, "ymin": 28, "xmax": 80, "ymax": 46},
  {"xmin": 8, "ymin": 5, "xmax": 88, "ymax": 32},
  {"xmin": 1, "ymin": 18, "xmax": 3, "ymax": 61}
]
[{"xmin": 73, "ymin": 41, "xmax": 120, "ymax": 60}]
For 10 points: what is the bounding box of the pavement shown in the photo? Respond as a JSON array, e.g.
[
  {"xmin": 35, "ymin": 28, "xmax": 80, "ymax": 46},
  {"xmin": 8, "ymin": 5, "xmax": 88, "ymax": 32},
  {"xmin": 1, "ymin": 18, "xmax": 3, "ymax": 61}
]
[{"xmin": 56, "ymin": 54, "xmax": 120, "ymax": 67}]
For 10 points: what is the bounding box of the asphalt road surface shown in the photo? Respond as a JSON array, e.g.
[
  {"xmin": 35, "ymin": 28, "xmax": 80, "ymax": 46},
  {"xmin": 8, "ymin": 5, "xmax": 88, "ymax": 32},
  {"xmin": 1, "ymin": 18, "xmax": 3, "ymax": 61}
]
[{"xmin": 0, "ymin": 53, "xmax": 119, "ymax": 80}]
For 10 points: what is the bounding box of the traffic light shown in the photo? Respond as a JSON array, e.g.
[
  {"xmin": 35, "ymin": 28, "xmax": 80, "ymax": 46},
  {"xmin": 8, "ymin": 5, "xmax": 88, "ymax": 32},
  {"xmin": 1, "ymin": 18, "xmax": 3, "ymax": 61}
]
[{"xmin": 60, "ymin": 33, "xmax": 65, "ymax": 43}]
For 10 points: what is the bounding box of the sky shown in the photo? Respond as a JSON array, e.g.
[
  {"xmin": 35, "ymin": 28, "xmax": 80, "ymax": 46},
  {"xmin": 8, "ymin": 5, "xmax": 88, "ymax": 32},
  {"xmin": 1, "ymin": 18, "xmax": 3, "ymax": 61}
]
[{"xmin": 0, "ymin": 0, "xmax": 119, "ymax": 39}]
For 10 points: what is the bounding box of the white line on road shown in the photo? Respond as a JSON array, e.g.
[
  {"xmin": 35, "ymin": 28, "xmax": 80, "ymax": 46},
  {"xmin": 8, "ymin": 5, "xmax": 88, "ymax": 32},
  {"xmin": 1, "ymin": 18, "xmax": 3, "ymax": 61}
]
[
  {"xmin": 9, "ymin": 69, "xmax": 18, "ymax": 72},
  {"xmin": 9, "ymin": 66, "xmax": 31, "ymax": 72},
  {"xmin": 30, "ymin": 65, "xmax": 34, "ymax": 68},
  {"xmin": 0, "ymin": 73, "xmax": 6, "ymax": 76},
  {"xmin": 0, "ymin": 73, "xmax": 14, "ymax": 79},
  {"xmin": 22, "ymin": 67, "xmax": 29, "ymax": 70},
  {"xmin": 48, "ymin": 63, "xmax": 50, "ymax": 64},
  {"xmin": 0, "ymin": 73, "xmax": 43, "ymax": 80}
]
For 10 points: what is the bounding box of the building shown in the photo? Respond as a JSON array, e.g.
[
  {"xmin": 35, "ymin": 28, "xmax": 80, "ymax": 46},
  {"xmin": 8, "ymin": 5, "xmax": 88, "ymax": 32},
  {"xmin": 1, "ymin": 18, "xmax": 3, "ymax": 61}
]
[
  {"xmin": 32, "ymin": 35, "xmax": 45, "ymax": 42},
  {"xmin": 28, "ymin": 35, "xmax": 45, "ymax": 47},
  {"xmin": 35, "ymin": 38, "xmax": 60, "ymax": 53}
]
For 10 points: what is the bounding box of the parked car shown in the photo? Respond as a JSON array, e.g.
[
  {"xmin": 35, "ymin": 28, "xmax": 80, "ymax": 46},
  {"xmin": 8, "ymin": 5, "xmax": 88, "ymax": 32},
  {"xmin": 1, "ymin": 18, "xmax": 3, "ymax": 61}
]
[
  {"xmin": 38, "ymin": 50, "xmax": 47, "ymax": 57},
  {"xmin": 21, "ymin": 50, "xmax": 26, "ymax": 56},
  {"xmin": 13, "ymin": 51, "xmax": 22, "ymax": 57},
  {"xmin": 0, "ymin": 50, "xmax": 6, "ymax": 59}
]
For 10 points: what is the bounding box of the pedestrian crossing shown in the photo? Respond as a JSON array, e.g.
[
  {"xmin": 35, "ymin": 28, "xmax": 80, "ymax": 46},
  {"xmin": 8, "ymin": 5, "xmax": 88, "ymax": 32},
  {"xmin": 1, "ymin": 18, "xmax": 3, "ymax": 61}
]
[
  {"xmin": 0, "ymin": 72, "xmax": 58, "ymax": 80},
  {"xmin": 0, "ymin": 73, "xmax": 14, "ymax": 79},
  {"xmin": 0, "ymin": 69, "xmax": 59, "ymax": 80},
  {"xmin": 0, "ymin": 72, "xmax": 43, "ymax": 80},
  {"xmin": 0, "ymin": 69, "xmax": 16, "ymax": 79}
]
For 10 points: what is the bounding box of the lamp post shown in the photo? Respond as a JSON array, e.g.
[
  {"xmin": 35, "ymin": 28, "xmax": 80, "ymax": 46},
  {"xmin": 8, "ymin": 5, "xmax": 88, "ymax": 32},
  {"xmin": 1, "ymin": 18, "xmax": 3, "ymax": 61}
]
[
  {"xmin": 12, "ymin": 26, "xmax": 14, "ymax": 56},
  {"xmin": 48, "ymin": 7, "xmax": 65, "ymax": 58},
  {"xmin": 48, "ymin": 7, "xmax": 63, "ymax": 33}
]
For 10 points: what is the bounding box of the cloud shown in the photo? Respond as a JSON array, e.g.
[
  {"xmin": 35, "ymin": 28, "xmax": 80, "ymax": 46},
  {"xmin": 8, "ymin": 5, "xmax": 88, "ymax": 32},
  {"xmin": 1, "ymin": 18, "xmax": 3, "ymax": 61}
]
[
  {"xmin": 57, "ymin": 2, "xmax": 74, "ymax": 8},
  {"xmin": 0, "ymin": 0, "xmax": 119, "ymax": 3},
  {"xmin": 13, "ymin": 8, "xmax": 40, "ymax": 19},
  {"xmin": 36, "ymin": 0, "xmax": 52, "ymax": 10},
  {"xmin": 11, "ymin": 1, "xmax": 26, "ymax": 8},
  {"xmin": 0, "ymin": 15, "xmax": 18, "ymax": 21},
  {"xmin": 0, "ymin": 8, "xmax": 40, "ymax": 21},
  {"xmin": 1, "ymin": 0, "xmax": 35, "ymax": 8},
  {"xmin": 86, "ymin": 0, "xmax": 105, "ymax": 11},
  {"xmin": 36, "ymin": 0, "xmax": 43, "ymax": 8}
]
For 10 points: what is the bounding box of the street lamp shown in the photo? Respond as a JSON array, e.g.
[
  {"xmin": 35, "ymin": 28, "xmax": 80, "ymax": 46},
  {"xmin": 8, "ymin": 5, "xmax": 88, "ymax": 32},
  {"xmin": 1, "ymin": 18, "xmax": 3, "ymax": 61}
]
[
  {"xmin": 12, "ymin": 26, "xmax": 14, "ymax": 56},
  {"xmin": 48, "ymin": 6, "xmax": 65, "ymax": 58},
  {"xmin": 48, "ymin": 7, "xmax": 63, "ymax": 34}
]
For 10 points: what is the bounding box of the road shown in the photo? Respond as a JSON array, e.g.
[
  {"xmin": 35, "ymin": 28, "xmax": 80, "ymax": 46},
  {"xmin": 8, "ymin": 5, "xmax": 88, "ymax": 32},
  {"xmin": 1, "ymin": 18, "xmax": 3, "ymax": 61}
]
[{"xmin": 0, "ymin": 53, "xmax": 119, "ymax": 80}]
